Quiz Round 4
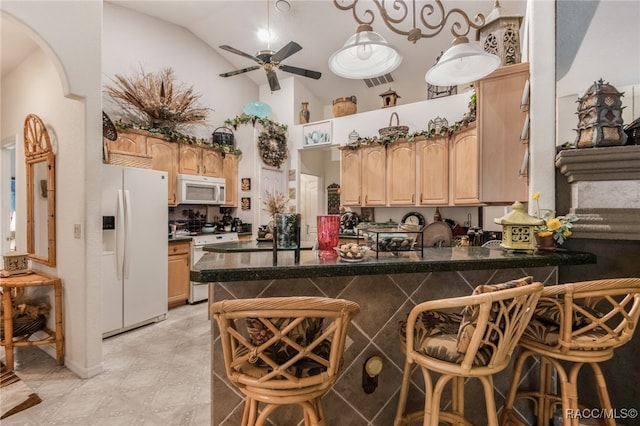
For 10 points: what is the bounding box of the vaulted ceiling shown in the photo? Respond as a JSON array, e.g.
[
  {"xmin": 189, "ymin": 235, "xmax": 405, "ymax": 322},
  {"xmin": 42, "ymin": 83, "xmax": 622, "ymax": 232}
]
[{"xmin": 107, "ymin": 0, "xmax": 526, "ymax": 112}]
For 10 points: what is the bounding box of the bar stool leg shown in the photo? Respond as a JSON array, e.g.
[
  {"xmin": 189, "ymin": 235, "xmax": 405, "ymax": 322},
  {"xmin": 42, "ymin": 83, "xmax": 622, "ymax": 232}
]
[
  {"xmin": 480, "ymin": 375, "xmax": 499, "ymax": 426},
  {"xmin": 451, "ymin": 376, "xmax": 465, "ymax": 426},
  {"xmin": 2, "ymin": 288, "xmax": 15, "ymax": 371},
  {"xmin": 589, "ymin": 362, "xmax": 615, "ymax": 426}
]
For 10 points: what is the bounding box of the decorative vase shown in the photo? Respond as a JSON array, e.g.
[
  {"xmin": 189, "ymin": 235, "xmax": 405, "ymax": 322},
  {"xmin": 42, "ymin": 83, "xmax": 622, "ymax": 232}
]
[
  {"xmin": 317, "ymin": 215, "xmax": 340, "ymax": 259},
  {"xmin": 274, "ymin": 213, "xmax": 300, "ymax": 249},
  {"xmin": 299, "ymin": 102, "xmax": 310, "ymax": 124},
  {"xmin": 535, "ymin": 234, "xmax": 556, "ymax": 251}
]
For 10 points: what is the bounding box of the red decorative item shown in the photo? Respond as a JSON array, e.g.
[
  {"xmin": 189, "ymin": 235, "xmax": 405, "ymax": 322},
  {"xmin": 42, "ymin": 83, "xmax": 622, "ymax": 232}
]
[{"xmin": 317, "ymin": 215, "xmax": 340, "ymax": 258}]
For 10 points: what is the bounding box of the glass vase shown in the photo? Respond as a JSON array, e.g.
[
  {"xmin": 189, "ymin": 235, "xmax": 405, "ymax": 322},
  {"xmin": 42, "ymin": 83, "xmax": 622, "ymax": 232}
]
[
  {"xmin": 274, "ymin": 213, "xmax": 300, "ymax": 249},
  {"xmin": 317, "ymin": 215, "xmax": 340, "ymax": 258}
]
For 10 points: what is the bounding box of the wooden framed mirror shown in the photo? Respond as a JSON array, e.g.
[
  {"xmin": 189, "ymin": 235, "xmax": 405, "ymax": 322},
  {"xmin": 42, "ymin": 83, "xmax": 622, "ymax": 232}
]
[{"xmin": 24, "ymin": 114, "xmax": 56, "ymax": 267}]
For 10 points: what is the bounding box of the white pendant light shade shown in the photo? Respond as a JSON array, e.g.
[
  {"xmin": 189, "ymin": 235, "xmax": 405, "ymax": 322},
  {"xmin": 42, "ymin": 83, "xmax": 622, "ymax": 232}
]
[
  {"xmin": 425, "ymin": 36, "xmax": 501, "ymax": 86},
  {"xmin": 329, "ymin": 24, "xmax": 402, "ymax": 79}
]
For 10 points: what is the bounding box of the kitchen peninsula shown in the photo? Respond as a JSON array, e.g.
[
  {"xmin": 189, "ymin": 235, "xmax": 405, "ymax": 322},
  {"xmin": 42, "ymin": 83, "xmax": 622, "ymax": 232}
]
[{"xmin": 193, "ymin": 247, "xmax": 596, "ymax": 425}]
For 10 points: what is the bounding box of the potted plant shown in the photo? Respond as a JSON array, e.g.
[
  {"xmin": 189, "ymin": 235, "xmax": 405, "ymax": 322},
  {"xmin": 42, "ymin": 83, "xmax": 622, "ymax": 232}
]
[{"xmin": 531, "ymin": 191, "xmax": 578, "ymax": 248}]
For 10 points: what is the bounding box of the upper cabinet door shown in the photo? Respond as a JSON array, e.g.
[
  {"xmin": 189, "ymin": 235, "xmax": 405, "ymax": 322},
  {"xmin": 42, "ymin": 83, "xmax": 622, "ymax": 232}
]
[
  {"xmin": 202, "ymin": 149, "xmax": 223, "ymax": 177},
  {"xmin": 222, "ymin": 153, "xmax": 238, "ymax": 207},
  {"xmin": 387, "ymin": 140, "xmax": 416, "ymax": 205},
  {"xmin": 417, "ymin": 135, "xmax": 449, "ymax": 205},
  {"xmin": 178, "ymin": 145, "xmax": 201, "ymax": 175},
  {"xmin": 340, "ymin": 149, "xmax": 362, "ymax": 206},
  {"xmin": 147, "ymin": 137, "xmax": 179, "ymax": 206},
  {"xmin": 105, "ymin": 131, "xmax": 147, "ymax": 154},
  {"xmin": 361, "ymin": 145, "xmax": 386, "ymax": 206},
  {"xmin": 451, "ymin": 124, "xmax": 480, "ymax": 205},
  {"xmin": 477, "ymin": 62, "xmax": 530, "ymax": 203}
]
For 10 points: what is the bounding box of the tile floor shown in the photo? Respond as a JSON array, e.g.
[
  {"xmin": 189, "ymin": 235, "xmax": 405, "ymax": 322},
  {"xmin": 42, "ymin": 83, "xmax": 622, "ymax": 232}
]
[{"xmin": 1, "ymin": 302, "xmax": 211, "ymax": 425}]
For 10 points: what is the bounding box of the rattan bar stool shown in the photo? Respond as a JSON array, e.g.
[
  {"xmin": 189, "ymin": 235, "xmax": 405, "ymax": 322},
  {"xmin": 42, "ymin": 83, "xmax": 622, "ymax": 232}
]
[
  {"xmin": 501, "ymin": 278, "xmax": 640, "ymax": 426},
  {"xmin": 394, "ymin": 278, "xmax": 543, "ymax": 426},
  {"xmin": 211, "ymin": 296, "xmax": 360, "ymax": 426}
]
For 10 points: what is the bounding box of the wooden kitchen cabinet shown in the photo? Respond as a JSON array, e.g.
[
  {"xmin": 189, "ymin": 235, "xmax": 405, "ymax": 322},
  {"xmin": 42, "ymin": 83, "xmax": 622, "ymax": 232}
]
[
  {"xmin": 178, "ymin": 145, "xmax": 201, "ymax": 175},
  {"xmin": 340, "ymin": 149, "xmax": 362, "ymax": 206},
  {"xmin": 361, "ymin": 145, "xmax": 386, "ymax": 206},
  {"xmin": 416, "ymin": 135, "xmax": 449, "ymax": 205},
  {"xmin": 202, "ymin": 149, "xmax": 223, "ymax": 177},
  {"xmin": 451, "ymin": 123, "xmax": 480, "ymax": 204},
  {"xmin": 387, "ymin": 140, "xmax": 416, "ymax": 205},
  {"xmin": 167, "ymin": 240, "xmax": 190, "ymax": 309},
  {"xmin": 104, "ymin": 130, "xmax": 147, "ymax": 154},
  {"xmin": 179, "ymin": 145, "xmax": 223, "ymax": 177},
  {"xmin": 147, "ymin": 136, "xmax": 179, "ymax": 206},
  {"xmin": 477, "ymin": 62, "xmax": 529, "ymax": 203},
  {"xmin": 222, "ymin": 153, "xmax": 238, "ymax": 207},
  {"xmin": 340, "ymin": 145, "xmax": 386, "ymax": 207}
]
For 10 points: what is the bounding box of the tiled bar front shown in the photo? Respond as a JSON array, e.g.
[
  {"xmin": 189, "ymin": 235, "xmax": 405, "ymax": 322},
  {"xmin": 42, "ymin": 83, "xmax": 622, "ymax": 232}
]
[{"xmin": 202, "ymin": 257, "xmax": 573, "ymax": 425}]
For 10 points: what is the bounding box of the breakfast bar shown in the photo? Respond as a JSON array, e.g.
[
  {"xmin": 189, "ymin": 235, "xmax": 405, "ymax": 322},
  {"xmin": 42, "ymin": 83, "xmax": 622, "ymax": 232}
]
[{"xmin": 193, "ymin": 247, "xmax": 596, "ymax": 426}]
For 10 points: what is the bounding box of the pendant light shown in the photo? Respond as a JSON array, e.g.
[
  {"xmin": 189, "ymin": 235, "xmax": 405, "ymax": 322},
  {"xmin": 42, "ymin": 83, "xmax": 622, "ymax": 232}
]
[
  {"xmin": 425, "ymin": 36, "xmax": 501, "ymax": 86},
  {"xmin": 329, "ymin": 24, "xmax": 402, "ymax": 79}
]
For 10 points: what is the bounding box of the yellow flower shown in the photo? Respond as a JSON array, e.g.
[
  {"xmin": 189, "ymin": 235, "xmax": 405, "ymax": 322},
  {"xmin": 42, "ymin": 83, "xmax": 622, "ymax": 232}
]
[
  {"xmin": 532, "ymin": 191, "xmax": 541, "ymax": 201},
  {"xmin": 563, "ymin": 230, "xmax": 572, "ymax": 237},
  {"xmin": 537, "ymin": 230, "xmax": 553, "ymax": 237},
  {"xmin": 546, "ymin": 218, "xmax": 562, "ymax": 231}
]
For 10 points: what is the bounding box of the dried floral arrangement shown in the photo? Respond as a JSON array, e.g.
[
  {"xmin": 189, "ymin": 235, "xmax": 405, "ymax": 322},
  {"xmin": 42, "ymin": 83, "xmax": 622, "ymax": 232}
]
[
  {"xmin": 262, "ymin": 189, "xmax": 294, "ymax": 216},
  {"xmin": 105, "ymin": 67, "xmax": 210, "ymax": 132}
]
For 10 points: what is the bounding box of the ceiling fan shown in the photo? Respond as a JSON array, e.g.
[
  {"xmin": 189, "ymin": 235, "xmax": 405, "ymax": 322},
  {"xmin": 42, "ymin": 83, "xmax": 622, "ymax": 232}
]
[
  {"xmin": 218, "ymin": 0, "xmax": 321, "ymax": 91},
  {"xmin": 219, "ymin": 41, "xmax": 321, "ymax": 92}
]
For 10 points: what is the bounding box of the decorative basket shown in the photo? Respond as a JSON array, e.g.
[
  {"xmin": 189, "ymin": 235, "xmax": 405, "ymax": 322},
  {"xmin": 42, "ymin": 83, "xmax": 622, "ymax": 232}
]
[
  {"xmin": 0, "ymin": 314, "xmax": 47, "ymax": 340},
  {"xmin": 105, "ymin": 149, "xmax": 152, "ymax": 169},
  {"xmin": 332, "ymin": 96, "xmax": 357, "ymax": 117},
  {"xmin": 379, "ymin": 112, "xmax": 409, "ymax": 137},
  {"xmin": 212, "ymin": 126, "xmax": 235, "ymax": 147}
]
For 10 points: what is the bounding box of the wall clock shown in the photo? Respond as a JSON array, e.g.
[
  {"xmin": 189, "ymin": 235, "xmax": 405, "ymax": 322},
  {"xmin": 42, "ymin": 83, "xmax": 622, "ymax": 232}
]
[{"xmin": 401, "ymin": 212, "xmax": 426, "ymax": 226}]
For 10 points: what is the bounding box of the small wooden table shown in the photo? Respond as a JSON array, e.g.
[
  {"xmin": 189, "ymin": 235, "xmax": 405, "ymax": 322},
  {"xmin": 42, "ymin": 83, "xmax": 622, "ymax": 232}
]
[{"xmin": 0, "ymin": 271, "xmax": 64, "ymax": 371}]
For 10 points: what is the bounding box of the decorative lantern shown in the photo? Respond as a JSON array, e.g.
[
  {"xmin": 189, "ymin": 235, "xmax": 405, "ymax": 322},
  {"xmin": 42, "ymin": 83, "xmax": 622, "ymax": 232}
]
[
  {"xmin": 379, "ymin": 88, "xmax": 400, "ymax": 108},
  {"xmin": 494, "ymin": 201, "xmax": 544, "ymax": 252},
  {"xmin": 477, "ymin": 0, "xmax": 523, "ymax": 66},
  {"xmin": 574, "ymin": 79, "xmax": 627, "ymax": 148},
  {"xmin": 2, "ymin": 252, "xmax": 30, "ymax": 277}
]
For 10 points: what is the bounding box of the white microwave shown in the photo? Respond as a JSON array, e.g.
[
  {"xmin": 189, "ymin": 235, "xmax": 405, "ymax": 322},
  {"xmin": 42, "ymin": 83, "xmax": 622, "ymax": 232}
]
[{"xmin": 177, "ymin": 174, "xmax": 226, "ymax": 205}]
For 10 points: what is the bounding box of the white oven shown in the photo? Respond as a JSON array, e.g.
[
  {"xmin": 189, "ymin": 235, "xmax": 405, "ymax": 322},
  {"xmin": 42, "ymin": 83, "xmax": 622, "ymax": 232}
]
[{"xmin": 189, "ymin": 233, "xmax": 238, "ymax": 303}]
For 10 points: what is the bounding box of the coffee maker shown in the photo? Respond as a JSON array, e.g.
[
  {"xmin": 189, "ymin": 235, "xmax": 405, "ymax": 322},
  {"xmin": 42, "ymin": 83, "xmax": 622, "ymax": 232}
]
[{"xmin": 220, "ymin": 207, "xmax": 233, "ymax": 232}]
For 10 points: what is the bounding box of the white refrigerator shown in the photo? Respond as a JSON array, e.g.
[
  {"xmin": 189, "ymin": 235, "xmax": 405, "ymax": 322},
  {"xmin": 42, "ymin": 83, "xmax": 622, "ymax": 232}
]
[{"xmin": 102, "ymin": 164, "xmax": 168, "ymax": 337}]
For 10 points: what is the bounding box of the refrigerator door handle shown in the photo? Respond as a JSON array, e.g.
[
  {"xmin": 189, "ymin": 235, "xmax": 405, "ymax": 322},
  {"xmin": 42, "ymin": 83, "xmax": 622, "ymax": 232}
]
[
  {"xmin": 124, "ymin": 189, "xmax": 132, "ymax": 279},
  {"xmin": 116, "ymin": 189, "xmax": 125, "ymax": 280}
]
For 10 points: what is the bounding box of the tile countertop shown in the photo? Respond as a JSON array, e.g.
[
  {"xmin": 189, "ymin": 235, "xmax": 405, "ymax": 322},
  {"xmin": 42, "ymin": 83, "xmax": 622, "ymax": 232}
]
[{"xmin": 191, "ymin": 247, "xmax": 596, "ymax": 283}]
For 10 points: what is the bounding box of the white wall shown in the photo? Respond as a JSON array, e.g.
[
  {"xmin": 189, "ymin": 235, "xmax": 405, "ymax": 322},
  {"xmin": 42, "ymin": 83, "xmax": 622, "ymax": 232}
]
[
  {"xmin": 556, "ymin": 1, "xmax": 640, "ymax": 147},
  {"xmin": 1, "ymin": 1, "xmax": 103, "ymax": 378},
  {"xmin": 103, "ymin": 3, "xmax": 259, "ymax": 140}
]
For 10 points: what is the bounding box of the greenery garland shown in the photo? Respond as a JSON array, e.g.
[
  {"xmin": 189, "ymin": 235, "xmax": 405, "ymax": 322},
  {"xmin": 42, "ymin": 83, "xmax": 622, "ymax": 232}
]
[
  {"xmin": 114, "ymin": 120, "xmax": 242, "ymax": 155},
  {"xmin": 343, "ymin": 92, "xmax": 477, "ymax": 150},
  {"xmin": 224, "ymin": 114, "xmax": 289, "ymax": 169}
]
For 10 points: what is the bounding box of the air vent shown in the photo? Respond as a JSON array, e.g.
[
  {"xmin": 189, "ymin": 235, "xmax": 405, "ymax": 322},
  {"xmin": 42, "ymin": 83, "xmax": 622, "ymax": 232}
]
[{"xmin": 362, "ymin": 73, "xmax": 395, "ymax": 88}]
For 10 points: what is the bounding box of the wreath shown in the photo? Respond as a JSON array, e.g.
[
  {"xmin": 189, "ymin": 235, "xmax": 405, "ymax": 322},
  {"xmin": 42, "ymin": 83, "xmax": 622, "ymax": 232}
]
[{"xmin": 258, "ymin": 124, "xmax": 288, "ymax": 168}]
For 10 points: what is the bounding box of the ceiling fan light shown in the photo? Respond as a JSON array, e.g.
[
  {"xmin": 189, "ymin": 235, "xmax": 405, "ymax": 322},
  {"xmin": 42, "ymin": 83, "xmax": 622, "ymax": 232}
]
[
  {"xmin": 329, "ymin": 25, "xmax": 403, "ymax": 79},
  {"xmin": 425, "ymin": 36, "xmax": 501, "ymax": 86}
]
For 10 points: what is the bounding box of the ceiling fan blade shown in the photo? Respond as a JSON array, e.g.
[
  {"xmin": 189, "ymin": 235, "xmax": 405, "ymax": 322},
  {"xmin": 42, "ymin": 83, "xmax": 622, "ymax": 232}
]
[
  {"xmin": 219, "ymin": 45, "xmax": 261, "ymax": 63},
  {"xmin": 280, "ymin": 64, "xmax": 322, "ymax": 80},
  {"xmin": 266, "ymin": 69, "xmax": 280, "ymax": 91},
  {"xmin": 220, "ymin": 65, "xmax": 261, "ymax": 78},
  {"xmin": 270, "ymin": 41, "xmax": 302, "ymax": 63}
]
